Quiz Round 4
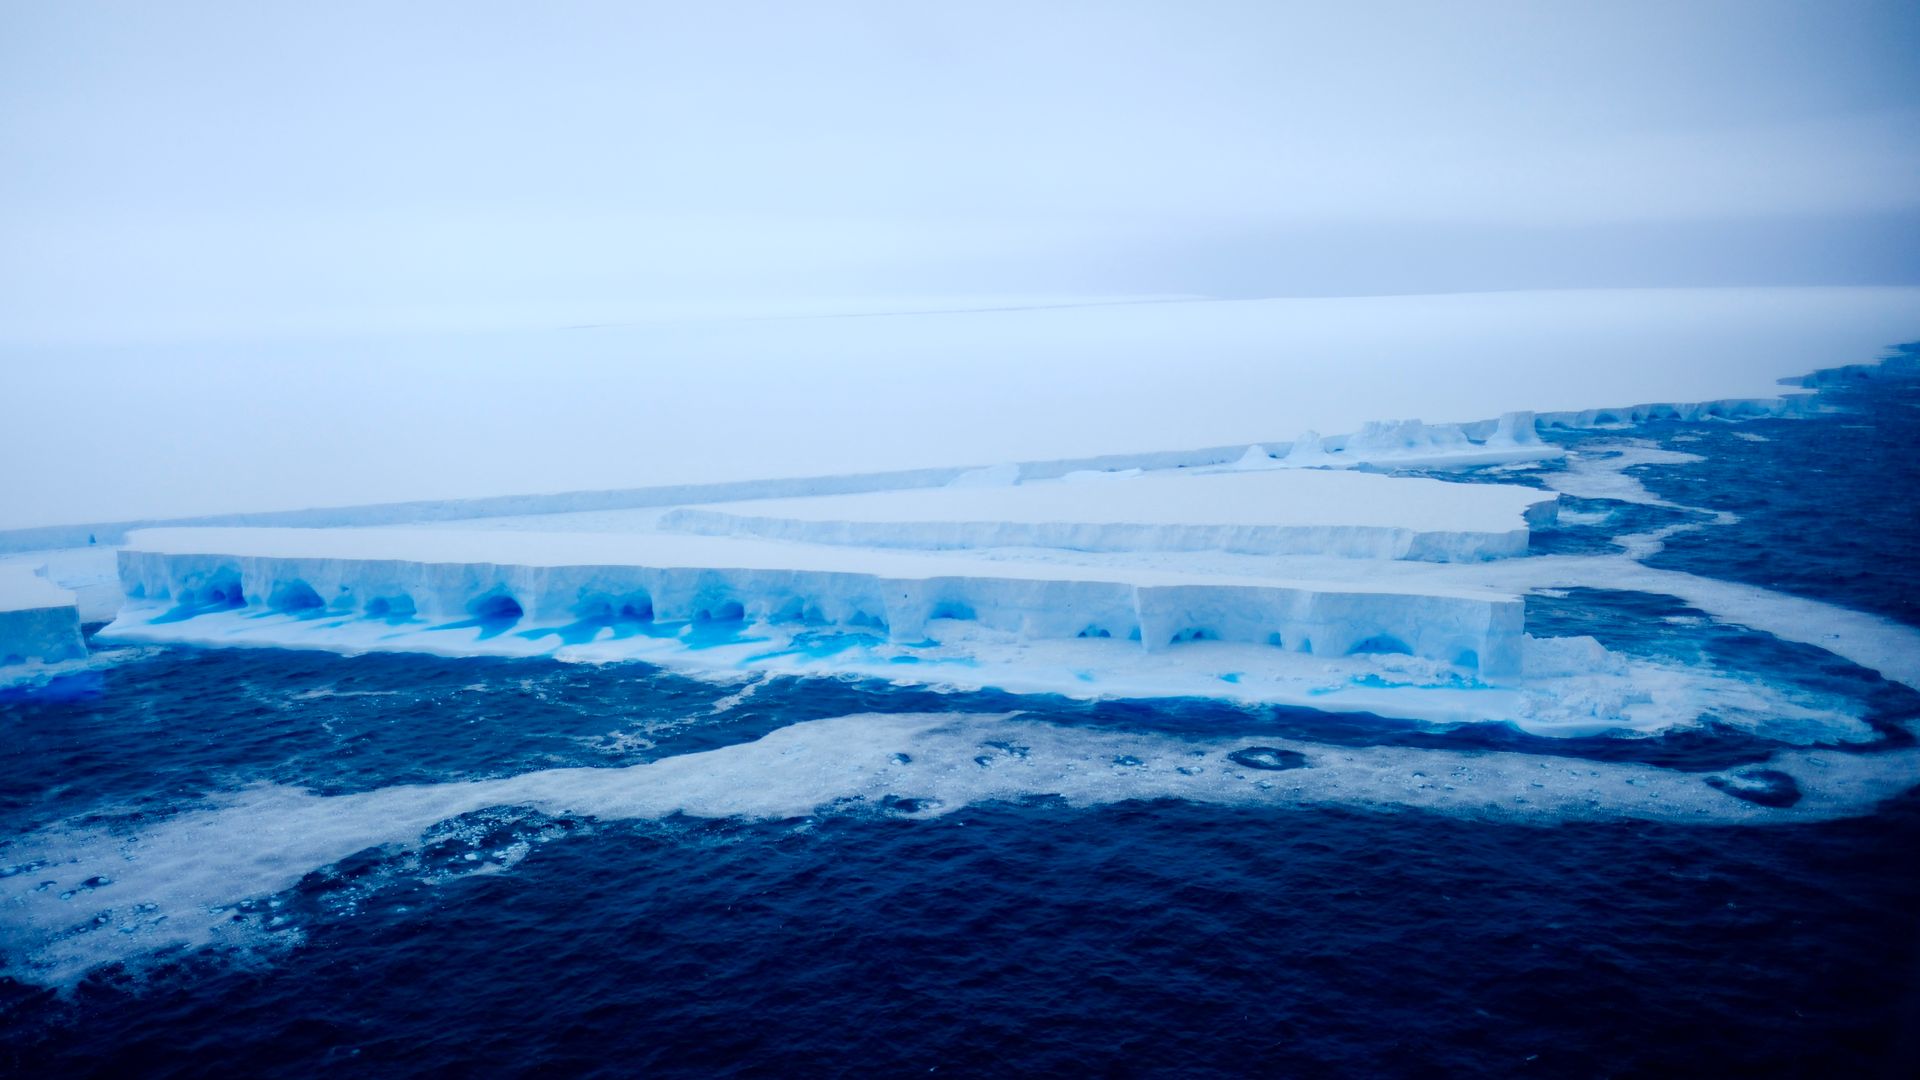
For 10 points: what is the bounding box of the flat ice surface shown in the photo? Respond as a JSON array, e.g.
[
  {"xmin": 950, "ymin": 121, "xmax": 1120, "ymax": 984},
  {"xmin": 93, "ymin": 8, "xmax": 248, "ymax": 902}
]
[
  {"xmin": 118, "ymin": 526, "xmax": 1508, "ymax": 600},
  {"xmin": 0, "ymin": 547, "xmax": 120, "ymax": 623},
  {"xmin": 0, "ymin": 564, "xmax": 74, "ymax": 612},
  {"xmin": 5, "ymin": 286, "xmax": 1917, "ymax": 529},
  {"xmin": 667, "ymin": 469, "xmax": 1552, "ymax": 533},
  {"xmin": 662, "ymin": 469, "xmax": 1551, "ymax": 560}
]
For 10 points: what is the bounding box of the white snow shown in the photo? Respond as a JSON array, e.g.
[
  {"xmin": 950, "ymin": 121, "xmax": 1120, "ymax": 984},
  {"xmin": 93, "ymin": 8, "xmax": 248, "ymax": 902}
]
[
  {"xmin": 0, "ymin": 546, "xmax": 121, "ymax": 623},
  {"xmin": 0, "ymin": 564, "xmax": 74, "ymax": 613},
  {"xmin": 658, "ymin": 468, "xmax": 1556, "ymax": 562}
]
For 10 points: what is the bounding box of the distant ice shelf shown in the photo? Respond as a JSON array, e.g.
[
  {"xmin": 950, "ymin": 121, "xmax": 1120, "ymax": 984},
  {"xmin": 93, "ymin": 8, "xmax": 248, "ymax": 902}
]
[{"xmin": 7, "ymin": 287, "xmax": 1917, "ymax": 543}]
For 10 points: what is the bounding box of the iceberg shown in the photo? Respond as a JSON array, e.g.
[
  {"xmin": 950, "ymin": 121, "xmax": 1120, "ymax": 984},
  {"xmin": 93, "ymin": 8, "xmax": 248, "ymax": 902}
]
[
  {"xmin": 0, "ymin": 564, "xmax": 86, "ymax": 679},
  {"xmin": 1275, "ymin": 412, "xmax": 1553, "ymax": 470},
  {"xmin": 86, "ymin": 417, "xmax": 1916, "ymax": 735},
  {"xmin": 105, "ymin": 524, "xmax": 1527, "ymax": 678},
  {"xmin": 14, "ymin": 288, "xmax": 1913, "ymax": 737}
]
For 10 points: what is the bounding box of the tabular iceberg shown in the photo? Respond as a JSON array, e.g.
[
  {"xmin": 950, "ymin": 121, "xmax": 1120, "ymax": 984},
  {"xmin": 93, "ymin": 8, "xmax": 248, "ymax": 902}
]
[{"xmin": 106, "ymin": 524, "xmax": 1527, "ymax": 678}]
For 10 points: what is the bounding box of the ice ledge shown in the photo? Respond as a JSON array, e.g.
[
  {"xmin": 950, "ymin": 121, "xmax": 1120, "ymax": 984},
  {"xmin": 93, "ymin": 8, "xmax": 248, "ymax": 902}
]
[
  {"xmin": 0, "ymin": 565, "xmax": 86, "ymax": 674},
  {"xmin": 656, "ymin": 469, "xmax": 1556, "ymax": 562},
  {"xmin": 106, "ymin": 527, "xmax": 1526, "ymax": 679},
  {"xmin": 7, "ymin": 377, "xmax": 1884, "ymax": 556}
]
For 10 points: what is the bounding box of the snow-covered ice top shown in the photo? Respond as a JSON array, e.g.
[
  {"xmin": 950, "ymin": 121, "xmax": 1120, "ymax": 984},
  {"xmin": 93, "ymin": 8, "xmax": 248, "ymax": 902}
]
[
  {"xmin": 117, "ymin": 526, "xmax": 1513, "ymax": 600},
  {"xmin": 659, "ymin": 468, "xmax": 1556, "ymax": 561},
  {"xmin": 0, "ymin": 564, "xmax": 76, "ymax": 613},
  {"xmin": 0, "ymin": 564, "xmax": 86, "ymax": 669}
]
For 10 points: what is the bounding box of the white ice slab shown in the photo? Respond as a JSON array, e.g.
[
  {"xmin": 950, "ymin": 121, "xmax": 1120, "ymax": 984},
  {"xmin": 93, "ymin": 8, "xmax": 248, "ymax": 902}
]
[
  {"xmin": 109, "ymin": 526, "xmax": 1525, "ymax": 677},
  {"xmin": 658, "ymin": 469, "xmax": 1557, "ymax": 561},
  {"xmin": 0, "ymin": 564, "xmax": 86, "ymax": 668}
]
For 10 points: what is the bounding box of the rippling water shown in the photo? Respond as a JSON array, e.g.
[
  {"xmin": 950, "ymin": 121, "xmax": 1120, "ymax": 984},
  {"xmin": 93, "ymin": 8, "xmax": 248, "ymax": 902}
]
[{"xmin": 4, "ymin": 364, "xmax": 1919, "ymax": 1076}]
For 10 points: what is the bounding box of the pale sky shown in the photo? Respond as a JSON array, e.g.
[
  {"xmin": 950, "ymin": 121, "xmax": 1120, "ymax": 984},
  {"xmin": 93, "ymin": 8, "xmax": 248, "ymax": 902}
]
[
  {"xmin": 3, "ymin": 0, "xmax": 1917, "ymax": 343},
  {"xmin": 3, "ymin": 2, "xmax": 1920, "ymax": 530},
  {"xmin": 4, "ymin": 287, "xmax": 1918, "ymax": 529}
]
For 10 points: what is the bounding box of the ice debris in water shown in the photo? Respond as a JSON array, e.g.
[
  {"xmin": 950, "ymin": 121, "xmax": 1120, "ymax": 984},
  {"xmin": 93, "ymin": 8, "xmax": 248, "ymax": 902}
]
[
  {"xmin": 1705, "ymin": 769, "xmax": 1802, "ymax": 809},
  {"xmin": 1227, "ymin": 747, "xmax": 1311, "ymax": 771},
  {"xmin": 2, "ymin": 711, "xmax": 1916, "ymax": 987}
]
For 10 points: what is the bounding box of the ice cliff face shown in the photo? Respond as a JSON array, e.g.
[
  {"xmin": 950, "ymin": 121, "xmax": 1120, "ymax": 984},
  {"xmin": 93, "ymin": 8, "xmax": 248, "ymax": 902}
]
[
  {"xmin": 110, "ymin": 527, "xmax": 1526, "ymax": 679},
  {"xmin": 0, "ymin": 566, "xmax": 86, "ymax": 674}
]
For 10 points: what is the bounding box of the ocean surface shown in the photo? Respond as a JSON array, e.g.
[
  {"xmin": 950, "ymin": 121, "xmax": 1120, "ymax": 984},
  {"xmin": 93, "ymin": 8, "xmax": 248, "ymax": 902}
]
[{"xmin": 4, "ymin": 364, "xmax": 1919, "ymax": 1077}]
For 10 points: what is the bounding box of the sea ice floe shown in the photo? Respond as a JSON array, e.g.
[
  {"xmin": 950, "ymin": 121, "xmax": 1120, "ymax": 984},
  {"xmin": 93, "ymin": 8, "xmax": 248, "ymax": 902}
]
[
  {"xmin": 3, "ymin": 710, "xmax": 1915, "ymax": 986},
  {"xmin": 1541, "ymin": 442, "xmax": 1707, "ymax": 509}
]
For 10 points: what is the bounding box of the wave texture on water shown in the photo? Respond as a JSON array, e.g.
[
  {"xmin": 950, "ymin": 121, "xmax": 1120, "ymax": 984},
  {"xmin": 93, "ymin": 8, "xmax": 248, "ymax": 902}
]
[{"xmin": 5, "ymin": 357, "xmax": 1920, "ymax": 1074}]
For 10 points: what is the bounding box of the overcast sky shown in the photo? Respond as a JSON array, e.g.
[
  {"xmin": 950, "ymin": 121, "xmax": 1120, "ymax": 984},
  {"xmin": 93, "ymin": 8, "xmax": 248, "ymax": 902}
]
[{"xmin": 4, "ymin": 0, "xmax": 1918, "ymax": 343}]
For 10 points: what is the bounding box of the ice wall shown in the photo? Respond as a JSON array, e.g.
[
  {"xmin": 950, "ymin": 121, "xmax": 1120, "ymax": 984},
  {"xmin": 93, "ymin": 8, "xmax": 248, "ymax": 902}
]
[
  {"xmin": 0, "ymin": 565, "xmax": 86, "ymax": 667},
  {"xmin": 109, "ymin": 528, "xmax": 1525, "ymax": 678}
]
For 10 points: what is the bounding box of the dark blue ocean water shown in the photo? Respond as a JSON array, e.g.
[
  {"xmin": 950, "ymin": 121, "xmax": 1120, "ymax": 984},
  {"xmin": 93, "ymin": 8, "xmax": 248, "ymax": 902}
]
[{"xmin": 4, "ymin": 365, "xmax": 1920, "ymax": 1077}]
